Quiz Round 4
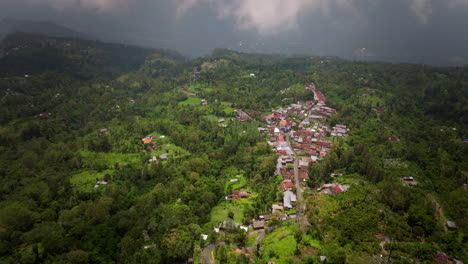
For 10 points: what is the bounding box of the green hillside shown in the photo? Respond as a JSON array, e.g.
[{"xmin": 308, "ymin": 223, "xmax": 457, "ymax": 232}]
[{"xmin": 0, "ymin": 33, "xmax": 466, "ymax": 264}]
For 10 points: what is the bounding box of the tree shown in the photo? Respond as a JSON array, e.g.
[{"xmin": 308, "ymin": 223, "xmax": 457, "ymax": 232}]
[{"xmin": 161, "ymin": 228, "xmax": 194, "ymax": 261}]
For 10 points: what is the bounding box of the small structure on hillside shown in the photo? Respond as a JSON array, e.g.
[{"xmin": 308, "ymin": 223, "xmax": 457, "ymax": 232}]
[
  {"xmin": 38, "ymin": 113, "xmax": 51, "ymax": 119},
  {"xmin": 318, "ymin": 183, "xmax": 350, "ymax": 195},
  {"xmin": 402, "ymin": 176, "xmax": 418, "ymax": 186},
  {"xmin": 446, "ymin": 221, "xmax": 458, "ymax": 230},
  {"xmin": 252, "ymin": 220, "xmax": 265, "ymax": 230},
  {"xmin": 219, "ymin": 220, "xmax": 241, "ymax": 231},
  {"xmin": 272, "ymin": 204, "xmax": 284, "ymax": 213}
]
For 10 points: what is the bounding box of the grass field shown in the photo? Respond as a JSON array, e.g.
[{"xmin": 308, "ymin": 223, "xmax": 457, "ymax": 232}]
[
  {"xmin": 222, "ymin": 107, "xmax": 235, "ymax": 115},
  {"xmin": 261, "ymin": 226, "xmax": 297, "ymax": 263},
  {"xmin": 79, "ymin": 150, "xmax": 142, "ymax": 169},
  {"xmin": 149, "ymin": 143, "xmax": 191, "ymax": 160},
  {"xmin": 178, "ymin": 96, "xmax": 202, "ymax": 106},
  {"xmin": 301, "ymin": 234, "xmax": 322, "ymax": 249},
  {"xmin": 210, "ymin": 198, "xmax": 253, "ymax": 224},
  {"xmin": 224, "ymin": 174, "xmax": 247, "ymax": 193}
]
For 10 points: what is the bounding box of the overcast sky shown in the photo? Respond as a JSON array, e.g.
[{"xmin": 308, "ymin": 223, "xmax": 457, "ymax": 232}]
[{"xmin": 1, "ymin": 0, "xmax": 468, "ymax": 65}]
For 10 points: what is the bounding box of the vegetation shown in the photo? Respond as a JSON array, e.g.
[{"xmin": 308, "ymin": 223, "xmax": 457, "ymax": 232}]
[{"xmin": 0, "ymin": 32, "xmax": 466, "ymax": 264}]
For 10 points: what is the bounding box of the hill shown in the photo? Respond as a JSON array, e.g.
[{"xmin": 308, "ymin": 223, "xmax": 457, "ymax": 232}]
[
  {"xmin": 0, "ymin": 41, "xmax": 466, "ymax": 264},
  {"xmin": 0, "ymin": 18, "xmax": 90, "ymax": 41}
]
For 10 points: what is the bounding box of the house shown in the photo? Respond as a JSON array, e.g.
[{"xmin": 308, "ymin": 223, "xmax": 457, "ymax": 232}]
[
  {"xmin": 318, "ymin": 183, "xmax": 350, "ymax": 195},
  {"xmin": 446, "ymin": 221, "xmax": 458, "ymax": 230},
  {"xmin": 282, "ymin": 180, "xmax": 294, "ymax": 191},
  {"xmin": 435, "ymin": 252, "xmax": 463, "ymax": 263},
  {"xmin": 262, "ymin": 214, "xmax": 288, "ymax": 221},
  {"xmin": 299, "ymin": 171, "xmax": 308, "ymax": 181},
  {"xmin": 283, "ymin": 190, "xmax": 297, "ymax": 208},
  {"xmin": 142, "ymin": 138, "xmax": 152, "ymax": 144},
  {"xmin": 402, "ymin": 176, "xmax": 418, "ymax": 186},
  {"xmin": 299, "ymin": 158, "xmax": 312, "ymax": 167},
  {"xmin": 99, "ymin": 128, "xmax": 108, "ymax": 134},
  {"xmin": 201, "ymin": 234, "xmax": 208, "ymax": 240},
  {"xmin": 252, "ymin": 220, "xmax": 265, "ymax": 230},
  {"xmin": 272, "ymin": 204, "xmax": 284, "ymax": 213},
  {"xmin": 229, "ymin": 190, "xmax": 250, "ymax": 199},
  {"xmin": 278, "ymin": 135, "xmax": 285, "ymax": 142},
  {"xmin": 313, "ymin": 90, "xmax": 326, "ymax": 104},
  {"xmin": 239, "ymin": 191, "xmax": 250, "ymax": 198},
  {"xmin": 373, "ymin": 107, "xmax": 384, "ymax": 113},
  {"xmin": 201, "ymin": 99, "xmax": 208, "ymax": 105},
  {"xmin": 234, "ymin": 109, "xmax": 251, "ymax": 121},
  {"xmin": 159, "ymin": 153, "xmax": 168, "ymax": 160},
  {"xmin": 389, "ymin": 136, "xmax": 400, "ymax": 141},
  {"xmin": 331, "ymin": 185, "xmax": 344, "ymax": 194},
  {"xmin": 38, "ymin": 113, "xmax": 51, "ymax": 118},
  {"xmin": 218, "ymin": 118, "xmax": 225, "ymax": 123},
  {"xmin": 148, "ymin": 146, "xmax": 159, "ymax": 151},
  {"xmin": 219, "ymin": 220, "xmax": 240, "ymax": 230}
]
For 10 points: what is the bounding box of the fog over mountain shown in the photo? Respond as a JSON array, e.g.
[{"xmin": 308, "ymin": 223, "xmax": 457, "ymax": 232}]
[{"xmin": 1, "ymin": 0, "xmax": 468, "ymax": 65}]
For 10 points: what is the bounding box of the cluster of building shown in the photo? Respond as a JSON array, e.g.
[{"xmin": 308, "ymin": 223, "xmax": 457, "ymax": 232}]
[
  {"xmin": 148, "ymin": 153, "xmax": 168, "ymax": 163},
  {"xmin": 251, "ymin": 82, "xmax": 348, "ymax": 228},
  {"xmin": 330, "ymin": 124, "xmax": 349, "ymax": 137},
  {"xmin": 141, "ymin": 135, "xmax": 169, "ymax": 162},
  {"xmin": 263, "ymin": 83, "xmax": 341, "ymax": 177}
]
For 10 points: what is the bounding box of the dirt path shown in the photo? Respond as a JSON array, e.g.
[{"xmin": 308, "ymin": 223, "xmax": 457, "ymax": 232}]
[
  {"xmin": 201, "ymin": 242, "xmax": 226, "ymax": 264},
  {"xmin": 426, "ymin": 193, "xmax": 447, "ymax": 232}
]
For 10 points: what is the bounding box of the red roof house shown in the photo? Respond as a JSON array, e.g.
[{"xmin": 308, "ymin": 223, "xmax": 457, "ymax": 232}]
[{"xmin": 282, "ymin": 180, "xmax": 294, "ymax": 191}]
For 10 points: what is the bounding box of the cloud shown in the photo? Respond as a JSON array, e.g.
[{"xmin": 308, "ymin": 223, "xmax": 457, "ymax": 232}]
[
  {"xmin": 448, "ymin": 0, "xmax": 468, "ymax": 8},
  {"xmin": 175, "ymin": 0, "xmax": 366, "ymax": 35},
  {"xmin": 410, "ymin": 0, "xmax": 432, "ymax": 24}
]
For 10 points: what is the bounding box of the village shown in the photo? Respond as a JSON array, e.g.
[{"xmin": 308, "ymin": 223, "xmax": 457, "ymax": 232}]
[
  {"xmin": 182, "ymin": 82, "xmax": 348, "ymax": 236},
  {"xmin": 95, "ymin": 78, "xmax": 459, "ymax": 264}
]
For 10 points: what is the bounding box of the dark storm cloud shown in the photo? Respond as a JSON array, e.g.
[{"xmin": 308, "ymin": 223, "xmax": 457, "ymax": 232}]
[{"xmin": 0, "ymin": 0, "xmax": 468, "ymax": 64}]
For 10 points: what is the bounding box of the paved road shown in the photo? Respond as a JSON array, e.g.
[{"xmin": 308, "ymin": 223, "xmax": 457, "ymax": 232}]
[{"xmin": 293, "ymin": 158, "xmax": 305, "ymax": 215}]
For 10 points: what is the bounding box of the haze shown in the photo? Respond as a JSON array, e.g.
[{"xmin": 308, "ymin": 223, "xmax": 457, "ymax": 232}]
[{"xmin": 1, "ymin": 0, "xmax": 468, "ymax": 65}]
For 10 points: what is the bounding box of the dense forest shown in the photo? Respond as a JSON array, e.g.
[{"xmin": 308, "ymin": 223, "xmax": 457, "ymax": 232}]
[{"xmin": 0, "ymin": 33, "xmax": 466, "ymax": 264}]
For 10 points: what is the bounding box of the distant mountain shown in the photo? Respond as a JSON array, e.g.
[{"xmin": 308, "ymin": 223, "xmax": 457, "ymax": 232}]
[
  {"xmin": 0, "ymin": 18, "xmax": 91, "ymax": 41},
  {"xmin": 0, "ymin": 32, "xmax": 185, "ymax": 79}
]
